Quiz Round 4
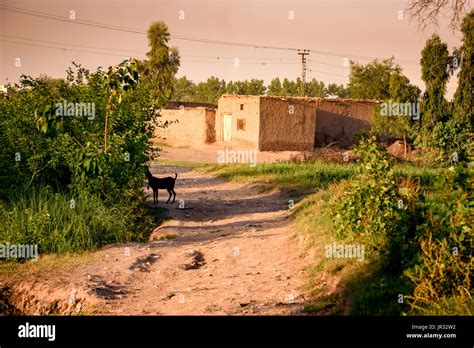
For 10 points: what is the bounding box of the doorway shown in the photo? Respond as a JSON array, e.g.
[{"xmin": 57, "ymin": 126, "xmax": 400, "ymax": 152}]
[{"xmin": 223, "ymin": 114, "xmax": 232, "ymax": 141}]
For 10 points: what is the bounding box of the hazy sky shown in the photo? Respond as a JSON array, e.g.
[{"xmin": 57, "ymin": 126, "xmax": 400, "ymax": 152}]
[{"xmin": 0, "ymin": 0, "xmax": 470, "ymax": 98}]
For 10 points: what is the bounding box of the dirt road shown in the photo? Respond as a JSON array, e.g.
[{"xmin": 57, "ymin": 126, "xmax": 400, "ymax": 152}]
[{"xmin": 1, "ymin": 167, "xmax": 313, "ymax": 315}]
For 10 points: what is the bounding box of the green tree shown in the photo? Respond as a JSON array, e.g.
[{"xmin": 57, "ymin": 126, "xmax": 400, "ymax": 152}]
[
  {"xmin": 282, "ymin": 78, "xmax": 298, "ymax": 96},
  {"xmin": 419, "ymin": 34, "xmax": 454, "ymax": 163},
  {"xmin": 226, "ymin": 80, "xmax": 236, "ymax": 94},
  {"xmin": 448, "ymin": 10, "xmax": 474, "ymax": 162},
  {"xmin": 267, "ymin": 78, "xmax": 283, "ymax": 96},
  {"xmin": 194, "ymin": 76, "xmax": 226, "ymax": 104},
  {"xmin": 226, "ymin": 80, "xmax": 247, "ymax": 95},
  {"xmin": 305, "ymin": 78, "xmax": 326, "ymax": 97},
  {"xmin": 226, "ymin": 79, "xmax": 266, "ymax": 96},
  {"xmin": 246, "ymin": 79, "xmax": 266, "ymax": 95},
  {"xmin": 453, "ymin": 10, "xmax": 473, "ymax": 126},
  {"xmin": 140, "ymin": 21, "xmax": 180, "ymax": 109},
  {"xmin": 371, "ymin": 71, "xmax": 421, "ymax": 157},
  {"xmin": 348, "ymin": 58, "xmax": 401, "ymax": 99},
  {"xmin": 172, "ymin": 76, "xmax": 195, "ymax": 101},
  {"xmin": 420, "ymin": 34, "xmax": 451, "ymax": 128},
  {"xmin": 325, "ymin": 83, "xmax": 349, "ymax": 98}
]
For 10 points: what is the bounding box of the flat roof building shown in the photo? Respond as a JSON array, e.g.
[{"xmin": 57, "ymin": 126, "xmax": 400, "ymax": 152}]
[{"xmin": 215, "ymin": 95, "xmax": 377, "ymax": 151}]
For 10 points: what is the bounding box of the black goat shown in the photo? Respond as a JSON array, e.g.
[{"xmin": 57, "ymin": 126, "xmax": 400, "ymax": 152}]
[{"xmin": 146, "ymin": 169, "xmax": 177, "ymax": 204}]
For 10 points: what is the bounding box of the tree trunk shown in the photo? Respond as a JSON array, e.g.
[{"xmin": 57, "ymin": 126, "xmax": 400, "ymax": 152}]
[
  {"xmin": 403, "ymin": 135, "xmax": 407, "ymax": 159},
  {"xmin": 104, "ymin": 94, "xmax": 113, "ymax": 154}
]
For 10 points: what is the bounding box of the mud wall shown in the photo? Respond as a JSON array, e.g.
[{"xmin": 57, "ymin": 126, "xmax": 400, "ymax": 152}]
[
  {"xmin": 215, "ymin": 95, "xmax": 260, "ymax": 148},
  {"xmin": 205, "ymin": 108, "xmax": 216, "ymax": 143},
  {"xmin": 154, "ymin": 107, "xmax": 216, "ymax": 146},
  {"xmin": 165, "ymin": 101, "xmax": 217, "ymax": 109},
  {"xmin": 315, "ymin": 100, "xmax": 375, "ymax": 147},
  {"xmin": 259, "ymin": 97, "xmax": 317, "ymax": 151}
]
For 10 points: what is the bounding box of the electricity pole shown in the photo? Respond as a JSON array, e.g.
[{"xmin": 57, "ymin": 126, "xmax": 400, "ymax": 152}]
[{"xmin": 298, "ymin": 49, "xmax": 310, "ymax": 96}]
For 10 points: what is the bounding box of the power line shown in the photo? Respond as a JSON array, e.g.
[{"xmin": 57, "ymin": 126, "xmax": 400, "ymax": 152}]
[
  {"xmin": 308, "ymin": 59, "xmax": 349, "ymax": 69},
  {"xmin": 0, "ymin": 5, "xmax": 297, "ymax": 51},
  {"xmin": 0, "ymin": 5, "xmax": 147, "ymax": 35},
  {"xmin": 1, "ymin": 33, "xmax": 303, "ymax": 62},
  {"xmin": 0, "ymin": 39, "xmax": 136, "ymax": 58},
  {"xmin": 1, "ymin": 33, "xmax": 352, "ymax": 71},
  {"xmin": 0, "ymin": 4, "xmax": 423, "ymax": 84},
  {"xmin": 0, "ymin": 4, "xmax": 420, "ymax": 64},
  {"xmin": 1, "ymin": 38, "xmax": 303, "ymax": 65},
  {"xmin": 0, "ymin": 34, "xmax": 146, "ymax": 54},
  {"xmin": 308, "ymin": 69, "xmax": 347, "ymax": 78},
  {"xmin": 181, "ymin": 55, "xmax": 296, "ymax": 61},
  {"xmin": 181, "ymin": 60, "xmax": 299, "ymax": 65},
  {"xmin": 2, "ymin": 38, "xmax": 349, "ymax": 78},
  {"xmin": 1, "ymin": 39, "xmax": 302, "ymax": 66}
]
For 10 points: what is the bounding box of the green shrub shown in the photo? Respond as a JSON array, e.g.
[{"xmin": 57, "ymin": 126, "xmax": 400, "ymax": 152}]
[
  {"xmin": 0, "ymin": 62, "xmax": 159, "ymax": 250},
  {"xmin": 333, "ymin": 136, "xmax": 410, "ymax": 260}
]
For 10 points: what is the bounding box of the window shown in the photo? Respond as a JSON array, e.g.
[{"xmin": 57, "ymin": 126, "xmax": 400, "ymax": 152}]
[
  {"xmin": 240, "ymin": 104, "xmax": 244, "ymax": 110},
  {"xmin": 237, "ymin": 119, "xmax": 246, "ymax": 131}
]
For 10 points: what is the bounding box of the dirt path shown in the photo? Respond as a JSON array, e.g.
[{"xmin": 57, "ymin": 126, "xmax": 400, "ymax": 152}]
[
  {"xmin": 156, "ymin": 143, "xmax": 299, "ymax": 164},
  {"xmin": 1, "ymin": 167, "xmax": 313, "ymax": 315}
]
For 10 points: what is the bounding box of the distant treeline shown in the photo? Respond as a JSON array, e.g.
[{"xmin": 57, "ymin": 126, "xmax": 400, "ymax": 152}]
[{"xmin": 172, "ymin": 76, "xmax": 349, "ymax": 104}]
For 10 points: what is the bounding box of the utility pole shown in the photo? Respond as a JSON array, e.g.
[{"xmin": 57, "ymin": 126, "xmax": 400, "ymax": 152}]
[{"xmin": 298, "ymin": 49, "xmax": 310, "ymax": 96}]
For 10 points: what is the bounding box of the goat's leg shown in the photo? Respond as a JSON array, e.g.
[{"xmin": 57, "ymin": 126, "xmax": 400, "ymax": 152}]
[
  {"xmin": 171, "ymin": 190, "xmax": 176, "ymax": 204},
  {"xmin": 166, "ymin": 189, "xmax": 172, "ymax": 204}
]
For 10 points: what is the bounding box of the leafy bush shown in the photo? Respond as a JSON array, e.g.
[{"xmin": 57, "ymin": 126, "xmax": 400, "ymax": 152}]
[
  {"xmin": 332, "ymin": 138, "xmax": 472, "ymax": 314},
  {"xmin": 0, "ymin": 60, "xmax": 150, "ymax": 198},
  {"xmin": 333, "ymin": 136, "xmax": 410, "ymax": 260},
  {"xmin": 429, "ymin": 117, "xmax": 471, "ymax": 165}
]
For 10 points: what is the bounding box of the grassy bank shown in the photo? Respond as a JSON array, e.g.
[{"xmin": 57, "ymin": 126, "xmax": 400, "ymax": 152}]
[
  {"xmin": 207, "ymin": 159, "xmax": 470, "ymax": 315},
  {"xmin": 0, "ymin": 188, "xmax": 161, "ymax": 256},
  {"xmin": 293, "ymin": 182, "xmax": 413, "ymax": 315}
]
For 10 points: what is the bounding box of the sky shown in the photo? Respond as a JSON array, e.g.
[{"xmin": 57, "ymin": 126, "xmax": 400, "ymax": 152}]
[{"xmin": 0, "ymin": 0, "xmax": 470, "ymax": 98}]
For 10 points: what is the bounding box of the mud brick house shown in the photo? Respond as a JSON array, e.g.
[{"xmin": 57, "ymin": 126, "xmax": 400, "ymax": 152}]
[
  {"xmin": 215, "ymin": 94, "xmax": 378, "ymax": 150},
  {"xmin": 154, "ymin": 102, "xmax": 217, "ymax": 146}
]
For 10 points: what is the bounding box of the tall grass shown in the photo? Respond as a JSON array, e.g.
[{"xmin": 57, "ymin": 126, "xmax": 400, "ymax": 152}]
[
  {"xmin": 206, "ymin": 160, "xmax": 443, "ymax": 191},
  {"xmin": 206, "ymin": 161, "xmax": 357, "ymax": 189},
  {"xmin": 393, "ymin": 163, "xmax": 445, "ymax": 188},
  {"xmin": 0, "ymin": 188, "xmax": 137, "ymax": 254}
]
